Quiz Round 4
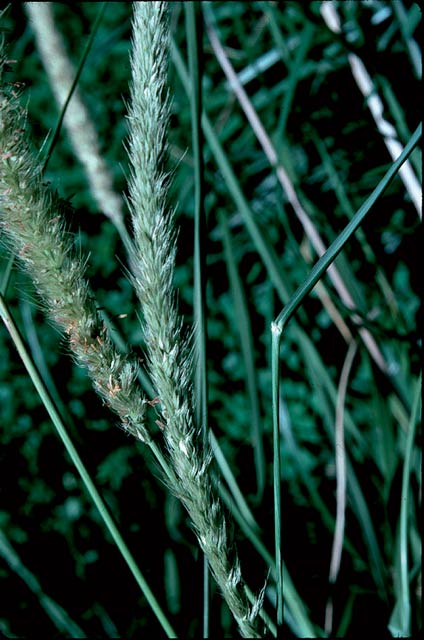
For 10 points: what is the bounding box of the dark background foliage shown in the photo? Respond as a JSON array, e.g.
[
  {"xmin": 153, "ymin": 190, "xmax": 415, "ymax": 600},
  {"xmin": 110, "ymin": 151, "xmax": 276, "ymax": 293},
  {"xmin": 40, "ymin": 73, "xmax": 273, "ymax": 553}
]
[{"xmin": 0, "ymin": 2, "xmax": 421, "ymax": 637}]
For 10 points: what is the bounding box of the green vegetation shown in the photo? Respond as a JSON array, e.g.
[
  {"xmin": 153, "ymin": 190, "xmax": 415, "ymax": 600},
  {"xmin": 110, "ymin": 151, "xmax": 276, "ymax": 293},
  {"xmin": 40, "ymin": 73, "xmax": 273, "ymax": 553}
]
[{"xmin": 0, "ymin": 2, "xmax": 421, "ymax": 637}]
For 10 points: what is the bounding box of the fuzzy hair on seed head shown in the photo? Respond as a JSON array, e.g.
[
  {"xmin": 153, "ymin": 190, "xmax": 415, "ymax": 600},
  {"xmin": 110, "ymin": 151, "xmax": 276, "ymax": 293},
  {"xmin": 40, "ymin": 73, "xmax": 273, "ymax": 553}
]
[
  {"xmin": 0, "ymin": 43, "xmax": 150, "ymax": 445},
  {"xmin": 125, "ymin": 3, "xmax": 263, "ymax": 635}
]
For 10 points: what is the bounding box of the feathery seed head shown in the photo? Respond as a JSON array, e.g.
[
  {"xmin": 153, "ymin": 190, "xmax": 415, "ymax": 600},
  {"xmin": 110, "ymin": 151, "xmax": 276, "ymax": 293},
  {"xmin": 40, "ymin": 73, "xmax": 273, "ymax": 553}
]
[
  {"xmin": 0, "ymin": 46, "xmax": 150, "ymax": 445},
  {"xmin": 125, "ymin": 4, "xmax": 262, "ymax": 633}
]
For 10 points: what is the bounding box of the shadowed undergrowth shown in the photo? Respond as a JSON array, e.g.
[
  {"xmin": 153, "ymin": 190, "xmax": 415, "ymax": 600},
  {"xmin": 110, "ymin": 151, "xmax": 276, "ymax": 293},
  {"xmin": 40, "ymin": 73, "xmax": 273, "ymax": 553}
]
[{"xmin": 0, "ymin": 2, "xmax": 421, "ymax": 638}]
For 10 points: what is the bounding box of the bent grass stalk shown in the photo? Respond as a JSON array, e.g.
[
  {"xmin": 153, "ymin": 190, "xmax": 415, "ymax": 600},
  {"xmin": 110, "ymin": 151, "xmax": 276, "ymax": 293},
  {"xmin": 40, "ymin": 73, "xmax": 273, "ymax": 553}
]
[
  {"xmin": 205, "ymin": 11, "xmax": 389, "ymax": 373},
  {"xmin": 271, "ymin": 124, "xmax": 422, "ymax": 626}
]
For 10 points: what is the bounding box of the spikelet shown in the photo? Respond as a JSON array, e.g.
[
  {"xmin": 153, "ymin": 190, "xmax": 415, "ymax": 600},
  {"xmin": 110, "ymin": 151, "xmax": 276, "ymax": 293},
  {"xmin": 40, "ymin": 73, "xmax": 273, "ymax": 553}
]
[
  {"xmin": 125, "ymin": 3, "xmax": 263, "ymax": 635},
  {"xmin": 0, "ymin": 46, "xmax": 150, "ymax": 444}
]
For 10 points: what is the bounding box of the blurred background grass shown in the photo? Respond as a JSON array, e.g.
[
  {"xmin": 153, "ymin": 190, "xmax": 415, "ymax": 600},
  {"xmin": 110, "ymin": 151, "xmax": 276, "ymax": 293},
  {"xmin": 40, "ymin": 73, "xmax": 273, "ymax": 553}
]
[{"xmin": 0, "ymin": 1, "xmax": 421, "ymax": 637}]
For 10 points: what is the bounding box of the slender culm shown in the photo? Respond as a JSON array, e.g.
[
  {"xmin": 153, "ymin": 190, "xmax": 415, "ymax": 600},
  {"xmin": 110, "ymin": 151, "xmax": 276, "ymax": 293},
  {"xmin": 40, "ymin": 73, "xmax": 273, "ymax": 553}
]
[
  {"xmin": 126, "ymin": 2, "xmax": 262, "ymax": 635},
  {"xmin": 0, "ymin": 50, "xmax": 150, "ymax": 445}
]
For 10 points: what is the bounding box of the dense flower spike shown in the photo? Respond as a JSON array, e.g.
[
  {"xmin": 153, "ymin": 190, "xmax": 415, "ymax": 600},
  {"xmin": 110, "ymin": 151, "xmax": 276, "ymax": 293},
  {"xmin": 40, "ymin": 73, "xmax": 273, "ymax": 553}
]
[
  {"xmin": 126, "ymin": 3, "xmax": 262, "ymax": 636},
  {"xmin": 0, "ymin": 48, "xmax": 150, "ymax": 445}
]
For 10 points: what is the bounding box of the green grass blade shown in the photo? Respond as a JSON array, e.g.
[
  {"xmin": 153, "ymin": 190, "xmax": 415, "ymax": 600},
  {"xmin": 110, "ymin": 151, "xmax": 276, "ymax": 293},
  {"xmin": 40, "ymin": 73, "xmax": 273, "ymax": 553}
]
[
  {"xmin": 0, "ymin": 292, "xmax": 177, "ymax": 639},
  {"xmin": 0, "ymin": 253, "xmax": 14, "ymax": 295},
  {"xmin": 260, "ymin": 1, "xmax": 292, "ymax": 64},
  {"xmin": 271, "ymin": 326, "xmax": 283, "ymax": 628},
  {"xmin": 219, "ymin": 485, "xmax": 274, "ymax": 570},
  {"xmin": 370, "ymin": 384, "xmax": 397, "ymax": 496},
  {"xmin": 184, "ymin": 3, "xmax": 209, "ymax": 635},
  {"xmin": 270, "ymin": 127, "xmax": 421, "ymax": 623},
  {"xmin": 244, "ymin": 585, "xmax": 277, "ymax": 638},
  {"xmin": 170, "ymin": 36, "xmax": 291, "ymax": 306},
  {"xmin": 219, "ymin": 485, "xmax": 319, "ymax": 637},
  {"xmin": 379, "ymin": 76, "xmax": 422, "ymax": 181},
  {"xmin": 204, "ymin": 6, "xmax": 392, "ymax": 373},
  {"xmin": 276, "ymin": 22, "xmax": 315, "ymax": 140},
  {"xmin": 346, "ymin": 456, "xmax": 388, "ymax": 598},
  {"xmin": 20, "ymin": 299, "xmax": 75, "ymax": 428},
  {"xmin": 0, "ymin": 529, "xmax": 86, "ymax": 637},
  {"xmin": 282, "ymin": 564, "xmax": 318, "ymax": 638},
  {"xmin": 311, "ymin": 130, "xmax": 401, "ymax": 319},
  {"xmin": 219, "ymin": 212, "xmax": 266, "ymax": 502},
  {"xmin": 41, "ymin": 2, "xmax": 107, "ymax": 172},
  {"xmin": 164, "ymin": 547, "xmax": 181, "ymax": 616},
  {"xmin": 185, "ymin": 2, "xmax": 207, "ymax": 433},
  {"xmin": 388, "ymin": 374, "xmax": 421, "ymax": 637},
  {"xmin": 210, "ymin": 429, "xmax": 259, "ymax": 532},
  {"xmin": 391, "ymin": 1, "xmax": 422, "ymax": 79},
  {"xmin": 335, "ymin": 589, "xmax": 357, "ymax": 637},
  {"xmin": 274, "ymin": 123, "xmax": 421, "ymax": 331}
]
